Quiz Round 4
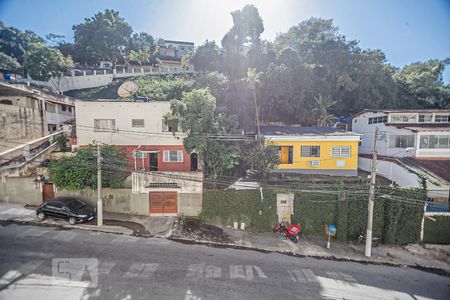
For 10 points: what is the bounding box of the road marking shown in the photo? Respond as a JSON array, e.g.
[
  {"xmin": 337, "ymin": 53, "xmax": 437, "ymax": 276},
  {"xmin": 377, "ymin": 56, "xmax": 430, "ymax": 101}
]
[
  {"xmin": 326, "ymin": 271, "xmax": 358, "ymax": 283},
  {"xmin": 230, "ymin": 265, "xmax": 267, "ymax": 280},
  {"xmin": 98, "ymin": 262, "xmax": 116, "ymax": 275},
  {"xmin": 288, "ymin": 269, "xmax": 316, "ymax": 283},
  {"xmin": 187, "ymin": 264, "xmax": 222, "ymax": 279},
  {"xmin": 123, "ymin": 263, "xmax": 158, "ymax": 278}
]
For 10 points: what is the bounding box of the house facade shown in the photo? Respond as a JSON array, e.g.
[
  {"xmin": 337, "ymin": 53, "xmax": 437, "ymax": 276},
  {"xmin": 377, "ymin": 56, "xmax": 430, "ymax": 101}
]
[
  {"xmin": 352, "ymin": 109, "xmax": 450, "ymax": 207},
  {"xmin": 75, "ymin": 100, "xmax": 202, "ymax": 217},
  {"xmin": 75, "ymin": 100, "xmax": 196, "ymax": 172},
  {"xmin": 261, "ymin": 126, "xmax": 361, "ymax": 176}
]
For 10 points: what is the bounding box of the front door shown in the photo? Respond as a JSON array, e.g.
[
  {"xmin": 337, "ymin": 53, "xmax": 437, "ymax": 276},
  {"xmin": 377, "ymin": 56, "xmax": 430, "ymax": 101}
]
[
  {"xmin": 149, "ymin": 192, "xmax": 177, "ymax": 215},
  {"xmin": 150, "ymin": 153, "xmax": 158, "ymax": 171},
  {"xmin": 42, "ymin": 183, "xmax": 54, "ymax": 202}
]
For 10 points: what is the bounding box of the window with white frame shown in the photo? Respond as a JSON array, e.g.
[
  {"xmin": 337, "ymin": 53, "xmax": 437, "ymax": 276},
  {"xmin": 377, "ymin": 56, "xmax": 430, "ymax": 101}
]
[
  {"xmin": 132, "ymin": 119, "xmax": 145, "ymax": 127},
  {"xmin": 434, "ymin": 115, "xmax": 450, "ymax": 123},
  {"xmin": 163, "ymin": 150, "xmax": 183, "ymax": 162},
  {"xmin": 368, "ymin": 116, "xmax": 387, "ymax": 124},
  {"xmin": 94, "ymin": 119, "xmax": 115, "ymax": 131},
  {"xmin": 419, "ymin": 114, "xmax": 432, "ymax": 123},
  {"xmin": 420, "ymin": 135, "xmax": 450, "ymax": 149},
  {"xmin": 301, "ymin": 146, "xmax": 320, "ymax": 157},
  {"xmin": 388, "ymin": 135, "xmax": 415, "ymax": 148},
  {"xmin": 331, "ymin": 146, "xmax": 351, "ymax": 158},
  {"xmin": 390, "ymin": 114, "xmax": 417, "ymax": 123},
  {"xmin": 133, "ymin": 151, "xmax": 146, "ymax": 158}
]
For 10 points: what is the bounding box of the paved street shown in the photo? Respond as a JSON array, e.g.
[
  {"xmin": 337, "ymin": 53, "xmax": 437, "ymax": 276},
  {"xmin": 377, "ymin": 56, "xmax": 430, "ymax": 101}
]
[{"xmin": 0, "ymin": 224, "xmax": 449, "ymax": 300}]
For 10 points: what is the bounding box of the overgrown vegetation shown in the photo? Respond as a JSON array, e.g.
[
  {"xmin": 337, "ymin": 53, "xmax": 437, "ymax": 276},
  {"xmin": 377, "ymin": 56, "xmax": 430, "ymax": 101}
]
[
  {"xmin": 49, "ymin": 144, "xmax": 128, "ymax": 190},
  {"xmin": 423, "ymin": 216, "xmax": 450, "ymax": 244}
]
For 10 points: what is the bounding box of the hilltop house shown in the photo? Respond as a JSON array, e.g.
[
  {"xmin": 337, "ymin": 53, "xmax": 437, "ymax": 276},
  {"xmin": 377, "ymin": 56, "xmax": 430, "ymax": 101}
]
[
  {"xmin": 352, "ymin": 109, "xmax": 450, "ymax": 208},
  {"xmin": 260, "ymin": 126, "xmax": 361, "ymax": 176}
]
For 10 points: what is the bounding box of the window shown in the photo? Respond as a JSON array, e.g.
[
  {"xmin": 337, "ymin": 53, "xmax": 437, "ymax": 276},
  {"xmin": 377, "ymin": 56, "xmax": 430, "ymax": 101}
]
[
  {"xmin": 68, "ymin": 106, "xmax": 72, "ymax": 113},
  {"xmin": 0, "ymin": 99, "xmax": 13, "ymax": 105},
  {"xmin": 388, "ymin": 135, "xmax": 415, "ymax": 148},
  {"xmin": 301, "ymin": 146, "xmax": 320, "ymax": 157},
  {"xmin": 390, "ymin": 114, "xmax": 417, "ymax": 123},
  {"xmin": 420, "ymin": 135, "xmax": 450, "ymax": 149},
  {"xmin": 94, "ymin": 119, "xmax": 115, "ymax": 132},
  {"xmin": 419, "ymin": 114, "xmax": 432, "ymax": 122},
  {"xmin": 61, "ymin": 105, "xmax": 67, "ymax": 112},
  {"xmin": 162, "ymin": 119, "xmax": 178, "ymax": 132},
  {"xmin": 368, "ymin": 116, "xmax": 387, "ymax": 124},
  {"xmin": 163, "ymin": 150, "xmax": 183, "ymax": 162},
  {"xmin": 434, "ymin": 115, "xmax": 450, "ymax": 123},
  {"xmin": 46, "ymin": 103, "xmax": 56, "ymax": 113},
  {"xmin": 331, "ymin": 146, "xmax": 351, "ymax": 158},
  {"xmin": 132, "ymin": 119, "xmax": 145, "ymax": 127},
  {"xmin": 133, "ymin": 151, "xmax": 146, "ymax": 158}
]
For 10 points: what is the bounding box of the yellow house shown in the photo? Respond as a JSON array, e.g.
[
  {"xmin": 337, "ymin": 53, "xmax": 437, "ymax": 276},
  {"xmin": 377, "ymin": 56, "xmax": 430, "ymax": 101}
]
[{"xmin": 261, "ymin": 126, "xmax": 361, "ymax": 176}]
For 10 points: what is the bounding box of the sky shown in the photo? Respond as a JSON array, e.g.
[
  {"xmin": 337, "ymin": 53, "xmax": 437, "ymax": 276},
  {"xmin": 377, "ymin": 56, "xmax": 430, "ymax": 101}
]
[{"xmin": 1, "ymin": 0, "xmax": 449, "ymax": 80}]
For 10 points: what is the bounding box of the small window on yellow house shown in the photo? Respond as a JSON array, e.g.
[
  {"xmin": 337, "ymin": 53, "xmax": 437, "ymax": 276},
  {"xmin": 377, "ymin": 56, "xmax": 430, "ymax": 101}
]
[{"xmin": 301, "ymin": 146, "xmax": 320, "ymax": 157}]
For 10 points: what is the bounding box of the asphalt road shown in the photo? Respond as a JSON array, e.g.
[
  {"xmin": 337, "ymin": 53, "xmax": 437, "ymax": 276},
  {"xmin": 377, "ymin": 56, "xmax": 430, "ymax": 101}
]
[{"xmin": 0, "ymin": 224, "xmax": 448, "ymax": 300}]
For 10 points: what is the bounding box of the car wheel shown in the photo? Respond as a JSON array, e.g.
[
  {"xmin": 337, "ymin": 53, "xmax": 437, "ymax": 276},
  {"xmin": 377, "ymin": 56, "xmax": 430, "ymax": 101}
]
[
  {"xmin": 37, "ymin": 212, "xmax": 46, "ymax": 220},
  {"xmin": 68, "ymin": 217, "xmax": 76, "ymax": 225}
]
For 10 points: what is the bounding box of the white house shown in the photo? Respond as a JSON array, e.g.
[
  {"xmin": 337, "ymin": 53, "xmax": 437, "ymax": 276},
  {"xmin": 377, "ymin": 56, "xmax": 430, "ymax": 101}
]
[{"xmin": 352, "ymin": 109, "xmax": 450, "ymax": 209}]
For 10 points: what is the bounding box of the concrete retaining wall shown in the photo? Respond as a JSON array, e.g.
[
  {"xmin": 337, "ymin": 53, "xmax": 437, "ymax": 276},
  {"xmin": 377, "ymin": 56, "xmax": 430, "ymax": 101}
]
[{"xmin": 0, "ymin": 177, "xmax": 42, "ymax": 205}]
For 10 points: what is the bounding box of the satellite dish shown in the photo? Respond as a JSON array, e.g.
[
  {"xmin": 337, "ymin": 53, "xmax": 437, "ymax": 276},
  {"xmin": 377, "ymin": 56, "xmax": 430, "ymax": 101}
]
[{"xmin": 117, "ymin": 81, "xmax": 139, "ymax": 99}]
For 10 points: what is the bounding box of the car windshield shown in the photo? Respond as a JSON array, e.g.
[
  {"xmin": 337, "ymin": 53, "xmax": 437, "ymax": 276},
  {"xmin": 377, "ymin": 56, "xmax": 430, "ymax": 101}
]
[{"xmin": 66, "ymin": 200, "xmax": 86, "ymax": 210}]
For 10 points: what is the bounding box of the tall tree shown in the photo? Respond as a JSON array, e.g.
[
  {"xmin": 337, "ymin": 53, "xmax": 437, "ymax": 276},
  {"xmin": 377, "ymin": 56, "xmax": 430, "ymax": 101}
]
[
  {"xmin": 72, "ymin": 9, "xmax": 132, "ymax": 65},
  {"xmin": 190, "ymin": 40, "xmax": 222, "ymax": 72},
  {"xmin": 245, "ymin": 68, "xmax": 262, "ymax": 138}
]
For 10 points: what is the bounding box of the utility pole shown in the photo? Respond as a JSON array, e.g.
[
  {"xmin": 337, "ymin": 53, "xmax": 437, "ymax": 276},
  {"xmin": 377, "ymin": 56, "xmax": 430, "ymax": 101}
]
[
  {"xmin": 365, "ymin": 127, "xmax": 379, "ymax": 257},
  {"xmin": 97, "ymin": 143, "xmax": 103, "ymax": 227}
]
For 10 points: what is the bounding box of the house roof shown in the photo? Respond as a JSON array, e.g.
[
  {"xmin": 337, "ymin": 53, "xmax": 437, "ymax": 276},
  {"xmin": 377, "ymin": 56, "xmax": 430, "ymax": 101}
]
[
  {"xmin": 400, "ymin": 157, "xmax": 450, "ymax": 183},
  {"xmin": 385, "ymin": 123, "xmax": 450, "ymax": 132},
  {"xmin": 260, "ymin": 126, "xmax": 358, "ymax": 136},
  {"xmin": 353, "ymin": 108, "xmax": 450, "ymax": 117}
]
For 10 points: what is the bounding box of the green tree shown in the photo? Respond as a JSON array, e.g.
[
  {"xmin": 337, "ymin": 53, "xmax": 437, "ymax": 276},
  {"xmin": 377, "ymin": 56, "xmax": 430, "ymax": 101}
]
[
  {"xmin": 239, "ymin": 142, "xmax": 280, "ymax": 173},
  {"xmin": 394, "ymin": 59, "xmax": 450, "ymax": 108},
  {"xmin": 134, "ymin": 75, "xmax": 193, "ymax": 101},
  {"xmin": 72, "ymin": 9, "xmax": 132, "ymax": 65},
  {"xmin": 48, "ymin": 144, "xmax": 128, "ymax": 191},
  {"xmin": 312, "ymin": 93, "xmax": 337, "ymax": 127},
  {"xmin": 0, "ymin": 25, "xmax": 43, "ymax": 65},
  {"xmin": 125, "ymin": 50, "xmax": 150, "ymax": 65},
  {"xmin": 24, "ymin": 43, "xmax": 74, "ymax": 84},
  {"xmin": 0, "ymin": 52, "xmax": 20, "ymax": 69},
  {"xmin": 166, "ymin": 88, "xmax": 241, "ymax": 178},
  {"xmin": 190, "ymin": 40, "xmax": 222, "ymax": 72}
]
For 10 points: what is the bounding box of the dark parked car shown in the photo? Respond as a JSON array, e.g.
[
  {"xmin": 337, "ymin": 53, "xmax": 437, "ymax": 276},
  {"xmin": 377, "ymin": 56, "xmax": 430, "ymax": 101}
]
[{"xmin": 36, "ymin": 197, "xmax": 96, "ymax": 225}]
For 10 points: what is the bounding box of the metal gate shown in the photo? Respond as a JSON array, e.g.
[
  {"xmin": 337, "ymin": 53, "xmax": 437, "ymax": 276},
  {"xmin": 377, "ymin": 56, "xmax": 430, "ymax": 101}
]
[{"xmin": 149, "ymin": 192, "xmax": 177, "ymax": 215}]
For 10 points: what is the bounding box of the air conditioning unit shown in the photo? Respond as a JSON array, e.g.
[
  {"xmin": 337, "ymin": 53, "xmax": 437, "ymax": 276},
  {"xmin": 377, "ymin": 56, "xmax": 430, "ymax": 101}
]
[{"xmin": 309, "ymin": 160, "xmax": 320, "ymax": 167}]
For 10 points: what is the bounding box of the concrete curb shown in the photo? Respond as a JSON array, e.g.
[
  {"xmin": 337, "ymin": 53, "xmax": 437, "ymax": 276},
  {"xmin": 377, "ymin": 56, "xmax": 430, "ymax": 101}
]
[{"xmin": 168, "ymin": 236, "xmax": 450, "ymax": 278}]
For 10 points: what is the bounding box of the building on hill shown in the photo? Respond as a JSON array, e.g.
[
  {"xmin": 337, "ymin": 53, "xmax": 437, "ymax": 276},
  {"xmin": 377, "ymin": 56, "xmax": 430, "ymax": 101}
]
[
  {"xmin": 260, "ymin": 126, "xmax": 361, "ymax": 176},
  {"xmin": 158, "ymin": 39, "xmax": 195, "ymax": 73},
  {"xmin": 352, "ymin": 109, "xmax": 450, "ymax": 208}
]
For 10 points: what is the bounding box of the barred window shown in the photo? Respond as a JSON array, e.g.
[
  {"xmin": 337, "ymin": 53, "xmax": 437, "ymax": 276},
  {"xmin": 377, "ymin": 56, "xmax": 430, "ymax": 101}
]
[
  {"xmin": 132, "ymin": 119, "xmax": 145, "ymax": 127},
  {"xmin": 331, "ymin": 146, "xmax": 351, "ymax": 158},
  {"xmin": 94, "ymin": 119, "xmax": 115, "ymax": 132},
  {"xmin": 301, "ymin": 146, "xmax": 320, "ymax": 157}
]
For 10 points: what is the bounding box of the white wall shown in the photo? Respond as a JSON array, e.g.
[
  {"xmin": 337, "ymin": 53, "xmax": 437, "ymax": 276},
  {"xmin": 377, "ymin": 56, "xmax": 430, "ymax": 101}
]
[
  {"xmin": 353, "ymin": 112, "xmax": 417, "ymax": 157},
  {"xmin": 359, "ymin": 157, "xmax": 449, "ymax": 199},
  {"xmin": 75, "ymin": 101, "xmax": 185, "ymax": 146},
  {"xmin": 46, "ymin": 103, "xmax": 75, "ymax": 126}
]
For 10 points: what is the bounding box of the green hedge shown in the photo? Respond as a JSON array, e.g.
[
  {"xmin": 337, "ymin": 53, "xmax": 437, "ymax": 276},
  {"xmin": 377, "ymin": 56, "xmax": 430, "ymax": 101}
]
[
  {"xmin": 200, "ymin": 189, "xmax": 277, "ymax": 232},
  {"xmin": 423, "ymin": 216, "xmax": 450, "ymax": 244},
  {"xmin": 201, "ymin": 185, "xmax": 426, "ymax": 244}
]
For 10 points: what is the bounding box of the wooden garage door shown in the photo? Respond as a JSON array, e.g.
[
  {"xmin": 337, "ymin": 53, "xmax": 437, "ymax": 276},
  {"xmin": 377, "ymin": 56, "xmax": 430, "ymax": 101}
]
[{"xmin": 149, "ymin": 192, "xmax": 177, "ymax": 214}]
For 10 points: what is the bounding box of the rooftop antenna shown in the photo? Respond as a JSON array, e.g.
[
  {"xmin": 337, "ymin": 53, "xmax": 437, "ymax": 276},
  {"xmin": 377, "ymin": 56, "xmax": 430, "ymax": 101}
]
[{"xmin": 117, "ymin": 81, "xmax": 139, "ymax": 100}]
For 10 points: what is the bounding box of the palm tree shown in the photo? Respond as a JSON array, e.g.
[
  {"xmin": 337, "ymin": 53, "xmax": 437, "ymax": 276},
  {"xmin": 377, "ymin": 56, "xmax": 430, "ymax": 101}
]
[
  {"xmin": 312, "ymin": 93, "xmax": 337, "ymax": 127},
  {"xmin": 245, "ymin": 68, "xmax": 263, "ymax": 140}
]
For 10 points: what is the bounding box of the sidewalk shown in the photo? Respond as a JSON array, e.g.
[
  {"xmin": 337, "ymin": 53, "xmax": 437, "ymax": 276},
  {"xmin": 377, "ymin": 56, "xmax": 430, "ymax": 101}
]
[
  {"xmin": 171, "ymin": 218, "xmax": 450, "ymax": 276},
  {"xmin": 0, "ymin": 202, "xmax": 174, "ymax": 237}
]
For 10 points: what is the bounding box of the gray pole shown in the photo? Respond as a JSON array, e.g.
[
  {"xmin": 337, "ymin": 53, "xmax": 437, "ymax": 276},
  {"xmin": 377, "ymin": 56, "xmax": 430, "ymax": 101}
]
[
  {"xmin": 97, "ymin": 143, "xmax": 103, "ymax": 227},
  {"xmin": 365, "ymin": 127, "xmax": 379, "ymax": 257}
]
